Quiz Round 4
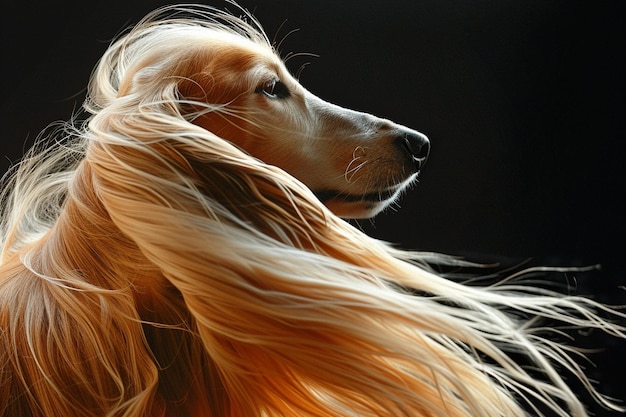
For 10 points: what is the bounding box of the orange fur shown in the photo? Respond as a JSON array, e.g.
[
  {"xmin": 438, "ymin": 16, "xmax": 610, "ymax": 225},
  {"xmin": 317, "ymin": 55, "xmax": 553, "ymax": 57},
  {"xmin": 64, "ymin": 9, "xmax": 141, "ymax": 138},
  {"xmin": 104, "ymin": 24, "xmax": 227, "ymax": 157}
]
[{"xmin": 1, "ymin": 3, "xmax": 624, "ymax": 417}]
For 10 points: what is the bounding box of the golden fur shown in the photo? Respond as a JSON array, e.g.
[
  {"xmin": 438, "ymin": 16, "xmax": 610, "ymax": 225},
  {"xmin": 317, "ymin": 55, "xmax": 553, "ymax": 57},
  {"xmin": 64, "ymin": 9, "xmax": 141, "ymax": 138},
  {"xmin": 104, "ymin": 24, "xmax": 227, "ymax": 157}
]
[{"xmin": 1, "ymin": 3, "xmax": 624, "ymax": 417}]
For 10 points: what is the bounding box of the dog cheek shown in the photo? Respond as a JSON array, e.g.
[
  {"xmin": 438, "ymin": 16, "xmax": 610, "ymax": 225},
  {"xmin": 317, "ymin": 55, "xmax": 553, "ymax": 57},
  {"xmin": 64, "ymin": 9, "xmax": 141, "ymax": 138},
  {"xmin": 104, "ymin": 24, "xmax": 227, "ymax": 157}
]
[{"xmin": 191, "ymin": 112, "xmax": 254, "ymax": 152}]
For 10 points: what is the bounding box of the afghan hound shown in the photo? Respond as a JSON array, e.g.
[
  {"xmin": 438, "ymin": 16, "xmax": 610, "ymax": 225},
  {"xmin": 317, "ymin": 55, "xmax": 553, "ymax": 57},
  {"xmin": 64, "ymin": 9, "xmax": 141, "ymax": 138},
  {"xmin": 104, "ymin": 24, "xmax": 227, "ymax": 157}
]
[{"xmin": 1, "ymin": 3, "xmax": 624, "ymax": 417}]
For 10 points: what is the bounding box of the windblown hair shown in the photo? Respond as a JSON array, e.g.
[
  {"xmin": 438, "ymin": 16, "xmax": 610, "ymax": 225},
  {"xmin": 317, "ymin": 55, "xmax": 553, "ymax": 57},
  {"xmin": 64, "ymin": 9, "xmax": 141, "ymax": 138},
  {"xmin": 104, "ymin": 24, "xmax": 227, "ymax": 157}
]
[{"xmin": 0, "ymin": 3, "xmax": 624, "ymax": 417}]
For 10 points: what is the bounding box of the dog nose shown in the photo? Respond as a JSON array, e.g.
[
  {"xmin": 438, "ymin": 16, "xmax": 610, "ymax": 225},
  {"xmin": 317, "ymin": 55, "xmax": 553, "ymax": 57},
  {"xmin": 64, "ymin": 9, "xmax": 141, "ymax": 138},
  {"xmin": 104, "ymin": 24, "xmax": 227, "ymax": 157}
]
[{"xmin": 397, "ymin": 130, "xmax": 430, "ymax": 170}]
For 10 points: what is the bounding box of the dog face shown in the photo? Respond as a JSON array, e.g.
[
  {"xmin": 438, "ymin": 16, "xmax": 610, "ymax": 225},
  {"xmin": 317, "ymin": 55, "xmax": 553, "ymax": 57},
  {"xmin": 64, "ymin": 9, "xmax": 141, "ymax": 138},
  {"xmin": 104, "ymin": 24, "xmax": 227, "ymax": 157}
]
[{"xmin": 179, "ymin": 33, "xmax": 429, "ymax": 218}]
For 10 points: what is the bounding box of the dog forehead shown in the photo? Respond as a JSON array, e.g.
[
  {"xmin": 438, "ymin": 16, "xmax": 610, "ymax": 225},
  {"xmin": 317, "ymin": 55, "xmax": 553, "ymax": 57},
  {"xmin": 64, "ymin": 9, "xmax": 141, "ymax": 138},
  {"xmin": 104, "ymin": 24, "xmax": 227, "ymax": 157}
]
[
  {"xmin": 195, "ymin": 31, "xmax": 280, "ymax": 71},
  {"xmin": 200, "ymin": 29, "xmax": 271, "ymax": 56}
]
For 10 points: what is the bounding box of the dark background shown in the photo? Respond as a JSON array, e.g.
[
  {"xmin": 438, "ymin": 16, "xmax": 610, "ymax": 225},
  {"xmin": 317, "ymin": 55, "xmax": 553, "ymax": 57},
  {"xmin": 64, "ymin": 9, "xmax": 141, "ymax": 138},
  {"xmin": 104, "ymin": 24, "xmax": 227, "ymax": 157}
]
[{"xmin": 1, "ymin": 1, "xmax": 624, "ymax": 414}]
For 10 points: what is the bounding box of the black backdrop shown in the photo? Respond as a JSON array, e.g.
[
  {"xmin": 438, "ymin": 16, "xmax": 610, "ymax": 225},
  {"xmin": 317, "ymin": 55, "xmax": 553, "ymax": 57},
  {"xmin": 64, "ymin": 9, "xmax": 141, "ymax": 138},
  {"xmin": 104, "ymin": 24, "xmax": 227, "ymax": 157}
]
[{"xmin": 1, "ymin": 1, "xmax": 625, "ymax": 413}]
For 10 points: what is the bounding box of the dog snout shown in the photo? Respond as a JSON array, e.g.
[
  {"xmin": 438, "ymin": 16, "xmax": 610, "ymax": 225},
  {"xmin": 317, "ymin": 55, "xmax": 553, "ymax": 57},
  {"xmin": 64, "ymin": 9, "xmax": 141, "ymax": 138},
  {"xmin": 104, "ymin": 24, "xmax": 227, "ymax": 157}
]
[{"xmin": 396, "ymin": 130, "xmax": 430, "ymax": 170}]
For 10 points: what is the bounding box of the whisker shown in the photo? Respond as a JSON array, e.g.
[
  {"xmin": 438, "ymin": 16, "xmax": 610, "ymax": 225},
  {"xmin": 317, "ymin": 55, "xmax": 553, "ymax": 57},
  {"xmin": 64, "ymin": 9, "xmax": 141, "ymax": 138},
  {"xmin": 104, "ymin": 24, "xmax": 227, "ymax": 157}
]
[
  {"xmin": 274, "ymin": 26, "xmax": 300, "ymax": 55},
  {"xmin": 344, "ymin": 159, "xmax": 368, "ymax": 183}
]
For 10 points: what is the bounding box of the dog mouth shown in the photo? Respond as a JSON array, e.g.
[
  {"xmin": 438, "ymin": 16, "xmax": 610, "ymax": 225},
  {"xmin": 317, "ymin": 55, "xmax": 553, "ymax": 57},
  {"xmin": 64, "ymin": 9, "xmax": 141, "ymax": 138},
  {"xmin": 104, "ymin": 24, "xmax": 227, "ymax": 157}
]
[
  {"xmin": 313, "ymin": 180, "xmax": 412, "ymax": 204},
  {"xmin": 313, "ymin": 189, "xmax": 395, "ymax": 203},
  {"xmin": 312, "ymin": 168, "xmax": 420, "ymax": 210}
]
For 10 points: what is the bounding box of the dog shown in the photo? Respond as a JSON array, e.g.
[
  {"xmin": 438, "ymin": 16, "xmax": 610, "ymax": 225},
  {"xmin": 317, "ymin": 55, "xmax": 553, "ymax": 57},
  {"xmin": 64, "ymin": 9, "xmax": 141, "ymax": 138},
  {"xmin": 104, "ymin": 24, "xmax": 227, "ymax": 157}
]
[{"xmin": 1, "ymin": 3, "xmax": 624, "ymax": 417}]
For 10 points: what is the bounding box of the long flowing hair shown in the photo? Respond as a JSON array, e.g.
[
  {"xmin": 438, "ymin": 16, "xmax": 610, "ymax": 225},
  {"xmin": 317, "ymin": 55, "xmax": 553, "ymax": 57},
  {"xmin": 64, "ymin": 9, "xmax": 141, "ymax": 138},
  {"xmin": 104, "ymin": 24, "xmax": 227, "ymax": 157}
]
[{"xmin": 1, "ymin": 3, "xmax": 624, "ymax": 417}]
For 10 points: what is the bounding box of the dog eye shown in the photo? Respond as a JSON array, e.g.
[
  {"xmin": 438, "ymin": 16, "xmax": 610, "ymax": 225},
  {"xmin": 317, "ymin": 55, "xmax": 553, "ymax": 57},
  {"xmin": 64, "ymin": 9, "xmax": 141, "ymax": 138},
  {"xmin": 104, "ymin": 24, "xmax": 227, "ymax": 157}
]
[{"xmin": 258, "ymin": 79, "xmax": 290, "ymax": 99}]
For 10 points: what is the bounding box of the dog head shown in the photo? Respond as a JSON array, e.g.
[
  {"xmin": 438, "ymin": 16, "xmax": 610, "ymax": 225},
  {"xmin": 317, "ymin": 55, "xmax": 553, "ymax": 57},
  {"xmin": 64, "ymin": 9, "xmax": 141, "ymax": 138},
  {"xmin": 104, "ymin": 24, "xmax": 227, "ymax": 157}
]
[{"xmin": 106, "ymin": 8, "xmax": 429, "ymax": 219}]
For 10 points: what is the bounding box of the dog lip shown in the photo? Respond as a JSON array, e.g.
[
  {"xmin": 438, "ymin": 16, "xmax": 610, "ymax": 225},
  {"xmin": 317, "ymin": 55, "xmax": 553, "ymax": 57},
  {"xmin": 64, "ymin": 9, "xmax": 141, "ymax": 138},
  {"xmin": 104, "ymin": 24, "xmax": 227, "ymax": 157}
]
[
  {"xmin": 314, "ymin": 170, "xmax": 421, "ymax": 204},
  {"xmin": 313, "ymin": 185, "xmax": 403, "ymax": 203}
]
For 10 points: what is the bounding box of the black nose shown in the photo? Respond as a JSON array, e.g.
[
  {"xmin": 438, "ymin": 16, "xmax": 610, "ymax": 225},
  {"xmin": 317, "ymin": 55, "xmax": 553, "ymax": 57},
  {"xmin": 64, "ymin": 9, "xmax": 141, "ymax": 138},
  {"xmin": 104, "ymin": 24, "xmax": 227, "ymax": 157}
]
[{"xmin": 397, "ymin": 130, "xmax": 430, "ymax": 170}]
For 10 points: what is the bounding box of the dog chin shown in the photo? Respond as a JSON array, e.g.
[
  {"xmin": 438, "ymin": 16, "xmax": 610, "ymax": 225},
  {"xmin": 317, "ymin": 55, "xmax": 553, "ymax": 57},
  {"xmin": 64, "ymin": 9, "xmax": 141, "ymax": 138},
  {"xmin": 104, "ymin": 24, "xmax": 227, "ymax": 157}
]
[{"xmin": 324, "ymin": 200, "xmax": 392, "ymax": 219}]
